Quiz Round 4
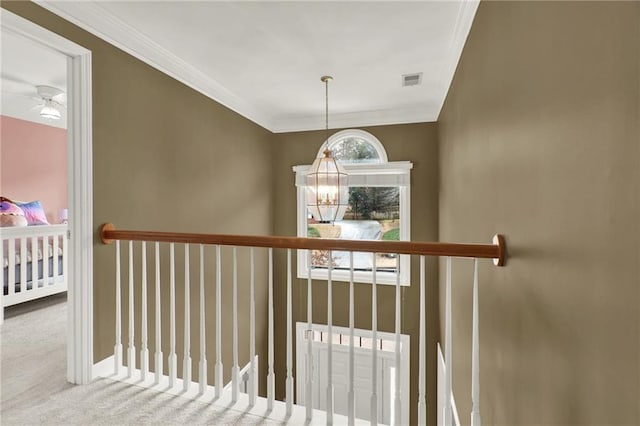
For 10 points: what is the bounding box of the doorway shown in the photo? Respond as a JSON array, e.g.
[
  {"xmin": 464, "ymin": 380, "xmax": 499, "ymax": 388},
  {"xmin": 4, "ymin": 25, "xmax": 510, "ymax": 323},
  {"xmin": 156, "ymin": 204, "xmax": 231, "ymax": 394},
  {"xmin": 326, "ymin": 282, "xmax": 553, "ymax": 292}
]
[{"xmin": 1, "ymin": 10, "xmax": 93, "ymax": 385}]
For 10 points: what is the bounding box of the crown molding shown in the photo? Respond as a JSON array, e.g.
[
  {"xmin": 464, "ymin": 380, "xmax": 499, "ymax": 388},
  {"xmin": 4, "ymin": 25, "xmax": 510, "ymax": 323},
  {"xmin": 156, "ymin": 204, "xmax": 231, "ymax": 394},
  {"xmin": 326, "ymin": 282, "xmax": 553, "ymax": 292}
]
[
  {"xmin": 434, "ymin": 0, "xmax": 480, "ymax": 120},
  {"xmin": 270, "ymin": 105, "xmax": 436, "ymax": 134},
  {"xmin": 34, "ymin": 0, "xmax": 479, "ymax": 133},
  {"xmin": 33, "ymin": 0, "xmax": 274, "ymax": 130}
]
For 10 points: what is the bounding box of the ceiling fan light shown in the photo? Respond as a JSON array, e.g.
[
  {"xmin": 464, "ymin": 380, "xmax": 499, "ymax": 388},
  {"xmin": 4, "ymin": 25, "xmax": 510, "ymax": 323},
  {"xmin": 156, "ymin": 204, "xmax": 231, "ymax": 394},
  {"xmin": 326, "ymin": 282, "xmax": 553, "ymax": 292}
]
[{"xmin": 40, "ymin": 103, "xmax": 61, "ymax": 120}]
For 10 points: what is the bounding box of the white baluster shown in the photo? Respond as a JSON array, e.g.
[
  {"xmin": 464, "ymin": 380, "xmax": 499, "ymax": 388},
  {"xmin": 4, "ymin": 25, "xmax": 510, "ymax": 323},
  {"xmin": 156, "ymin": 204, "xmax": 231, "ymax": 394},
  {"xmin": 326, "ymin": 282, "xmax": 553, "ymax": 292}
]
[
  {"xmin": 249, "ymin": 247, "xmax": 256, "ymax": 406},
  {"xmin": 141, "ymin": 241, "xmax": 149, "ymax": 381},
  {"xmin": 418, "ymin": 256, "xmax": 427, "ymax": 425},
  {"xmin": 267, "ymin": 247, "xmax": 275, "ymax": 411},
  {"xmin": 471, "ymin": 259, "xmax": 481, "ymax": 426},
  {"xmin": 286, "ymin": 249, "xmax": 294, "ymax": 416},
  {"xmin": 41, "ymin": 236, "xmax": 48, "ymax": 289},
  {"xmin": 128, "ymin": 241, "xmax": 136, "ymax": 377},
  {"xmin": 62, "ymin": 231, "xmax": 68, "ymax": 294},
  {"xmin": 20, "ymin": 237, "xmax": 27, "ymax": 292},
  {"xmin": 215, "ymin": 245, "xmax": 223, "ymax": 397},
  {"xmin": 114, "ymin": 240, "xmax": 122, "ymax": 374},
  {"xmin": 232, "ymin": 247, "xmax": 240, "ymax": 402},
  {"xmin": 30, "ymin": 237, "xmax": 37, "ymax": 290},
  {"xmin": 199, "ymin": 244, "xmax": 207, "ymax": 395},
  {"xmin": 7, "ymin": 238, "xmax": 15, "ymax": 295},
  {"xmin": 52, "ymin": 233, "xmax": 59, "ymax": 287},
  {"xmin": 394, "ymin": 255, "xmax": 401, "ymax": 426},
  {"xmin": 154, "ymin": 242, "xmax": 163, "ymax": 385},
  {"xmin": 327, "ymin": 250, "xmax": 334, "ymax": 424},
  {"xmin": 169, "ymin": 243, "xmax": 177, "ymax": 387},
  {"xmin": 183, "ymin": 244, "xmax": 192, "ymax": 392},
  {"xmin": 348, "ymin": 251, "xmax": 355, "ymax": 426},
  {"xmin": 306, "ymin": 251, "xmax": 313, "ymax": 421},
  {"xmin": 444, "ymin": 257, "xmax": 452, "ymax": 426},
  {"xmin": 371, "ymin": 252, "xmax": 378, "ymax": 425},
  {"xmin": 0, "ymin": 239, "xmax": 3, "ymax": 295}
]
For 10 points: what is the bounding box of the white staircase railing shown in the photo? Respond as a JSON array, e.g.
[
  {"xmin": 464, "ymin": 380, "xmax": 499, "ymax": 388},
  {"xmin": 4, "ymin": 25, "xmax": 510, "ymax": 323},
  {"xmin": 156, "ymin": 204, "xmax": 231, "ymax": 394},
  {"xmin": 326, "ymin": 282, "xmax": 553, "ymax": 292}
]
[{"xmin": 99, "ymin": 224, "xmax": 505, "ymax": 425}]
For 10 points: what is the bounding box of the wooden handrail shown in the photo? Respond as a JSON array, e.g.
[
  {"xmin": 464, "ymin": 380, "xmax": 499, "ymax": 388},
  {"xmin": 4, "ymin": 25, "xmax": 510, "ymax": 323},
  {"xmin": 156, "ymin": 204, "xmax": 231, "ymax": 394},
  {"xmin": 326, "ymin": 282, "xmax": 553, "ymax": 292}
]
[{"xmin": 100, "ymin": 223, "xmax": 506, "ymax": 266}]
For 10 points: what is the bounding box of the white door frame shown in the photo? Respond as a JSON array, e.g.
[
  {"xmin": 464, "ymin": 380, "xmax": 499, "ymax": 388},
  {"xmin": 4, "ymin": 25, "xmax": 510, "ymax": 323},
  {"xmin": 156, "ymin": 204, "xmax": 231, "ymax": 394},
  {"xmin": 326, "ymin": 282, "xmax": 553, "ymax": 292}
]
[{"xmin": 1, "ymin": 9, "xmax": 94, "ymax": 385}]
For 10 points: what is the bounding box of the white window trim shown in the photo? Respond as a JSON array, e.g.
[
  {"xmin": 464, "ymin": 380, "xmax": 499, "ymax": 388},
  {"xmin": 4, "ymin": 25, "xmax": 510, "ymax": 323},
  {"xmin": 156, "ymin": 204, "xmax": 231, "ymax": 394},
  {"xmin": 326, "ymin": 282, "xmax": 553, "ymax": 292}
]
[{"xmin": 293, "ymin": 161, "xmax": 412, "ymax": 286}]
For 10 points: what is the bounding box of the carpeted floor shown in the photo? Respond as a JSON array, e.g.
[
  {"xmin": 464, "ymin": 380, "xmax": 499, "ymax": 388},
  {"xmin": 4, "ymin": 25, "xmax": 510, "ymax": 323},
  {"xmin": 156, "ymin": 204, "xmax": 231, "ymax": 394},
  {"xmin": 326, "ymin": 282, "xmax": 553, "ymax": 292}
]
[{"xmin": 0, "ymin": 295, "xmax": 279, "ymax": 425}]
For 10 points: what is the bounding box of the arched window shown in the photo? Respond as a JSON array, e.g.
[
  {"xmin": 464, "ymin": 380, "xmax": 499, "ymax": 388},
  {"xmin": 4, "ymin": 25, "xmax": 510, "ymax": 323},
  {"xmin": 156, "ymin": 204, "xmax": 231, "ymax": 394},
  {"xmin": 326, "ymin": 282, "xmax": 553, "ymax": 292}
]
[
  {"xmin": 319, "ymin": 129, "xmax": 388, "ymax": 164},
  {"xmin": 294, "ymin": 129, "xmax": 412, "ymax": 286}
]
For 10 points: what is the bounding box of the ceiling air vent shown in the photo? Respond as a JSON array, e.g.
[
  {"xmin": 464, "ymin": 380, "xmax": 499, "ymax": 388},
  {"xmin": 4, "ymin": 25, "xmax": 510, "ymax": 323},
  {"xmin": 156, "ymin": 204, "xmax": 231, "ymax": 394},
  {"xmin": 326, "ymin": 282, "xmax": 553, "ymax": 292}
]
[{"xmin": 402, "ymin": 72, "xmax": 422, "ymax": 87}]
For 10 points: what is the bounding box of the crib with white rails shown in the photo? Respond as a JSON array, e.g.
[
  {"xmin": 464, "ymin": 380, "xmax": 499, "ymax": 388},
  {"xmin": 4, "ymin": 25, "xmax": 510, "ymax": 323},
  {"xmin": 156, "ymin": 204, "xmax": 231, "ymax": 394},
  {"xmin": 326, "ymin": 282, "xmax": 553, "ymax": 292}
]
[
  {"xmin": 1, "ymin": 224, "xmax": 68, "ymax": 323},
  {"xmin": 98, "ymin": 223, "xmax": 506, "ymax": 425}
]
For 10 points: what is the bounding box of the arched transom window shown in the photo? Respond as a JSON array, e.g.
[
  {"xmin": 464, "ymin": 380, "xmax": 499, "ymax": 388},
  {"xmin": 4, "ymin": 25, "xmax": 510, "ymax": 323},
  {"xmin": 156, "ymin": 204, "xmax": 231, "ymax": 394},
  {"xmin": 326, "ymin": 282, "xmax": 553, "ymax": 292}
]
[
  {"xmin": 294, "ymin": 129, "xmax": 413, "ymax": 286},
  {"xmin": 320, "ymin": 129, "xmax": 388, "ymax": 164}
]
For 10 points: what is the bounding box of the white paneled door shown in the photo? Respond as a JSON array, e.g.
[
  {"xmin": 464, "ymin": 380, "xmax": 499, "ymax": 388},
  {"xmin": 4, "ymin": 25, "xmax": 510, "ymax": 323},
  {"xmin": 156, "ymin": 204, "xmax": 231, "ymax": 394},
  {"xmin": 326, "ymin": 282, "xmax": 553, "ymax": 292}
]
[{"xmin": 296, "ymin": 323, "xmax": 409, "ymax": 425}]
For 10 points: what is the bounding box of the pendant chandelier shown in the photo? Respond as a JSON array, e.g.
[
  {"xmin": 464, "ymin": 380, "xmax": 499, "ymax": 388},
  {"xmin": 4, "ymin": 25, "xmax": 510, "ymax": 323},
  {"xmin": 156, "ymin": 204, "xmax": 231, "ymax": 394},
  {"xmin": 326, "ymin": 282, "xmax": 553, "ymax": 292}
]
[{"xmin": 306, "ymin": 76, "xmax": 349, "ymax": 223}]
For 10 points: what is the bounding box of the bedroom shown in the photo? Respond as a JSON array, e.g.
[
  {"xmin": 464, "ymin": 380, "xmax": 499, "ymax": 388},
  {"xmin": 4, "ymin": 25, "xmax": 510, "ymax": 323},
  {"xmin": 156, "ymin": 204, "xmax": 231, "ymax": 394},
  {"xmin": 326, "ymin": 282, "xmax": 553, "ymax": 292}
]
[{"xmin": 1, "ymin": 29, "xmax": 69, "ymax": 322}]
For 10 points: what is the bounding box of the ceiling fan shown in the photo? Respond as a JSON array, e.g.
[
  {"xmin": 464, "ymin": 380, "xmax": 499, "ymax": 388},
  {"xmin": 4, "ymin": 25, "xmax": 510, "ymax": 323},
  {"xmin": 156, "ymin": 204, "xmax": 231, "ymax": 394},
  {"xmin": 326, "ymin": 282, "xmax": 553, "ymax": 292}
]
[
  {"xmin": 1, "ymin": 78, "xmax": 67, "ymax": 121},
  {"xmin": 34, "ymin": 85, "xmax": 66, "ymax": 120}
]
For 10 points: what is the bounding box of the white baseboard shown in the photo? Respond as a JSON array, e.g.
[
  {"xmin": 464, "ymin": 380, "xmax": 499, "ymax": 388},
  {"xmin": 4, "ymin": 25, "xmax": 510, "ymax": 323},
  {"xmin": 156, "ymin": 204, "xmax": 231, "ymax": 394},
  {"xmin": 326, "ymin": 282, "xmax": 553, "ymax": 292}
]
[{"xmin": 93, "ymin": 355, "xmax": 115, "ymax": 379}]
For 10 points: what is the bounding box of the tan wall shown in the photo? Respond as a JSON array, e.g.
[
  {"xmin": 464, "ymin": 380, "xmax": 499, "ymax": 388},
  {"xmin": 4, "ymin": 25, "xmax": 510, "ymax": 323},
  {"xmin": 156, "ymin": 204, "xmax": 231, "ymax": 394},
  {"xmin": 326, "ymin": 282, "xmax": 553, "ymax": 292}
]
[
  {"xmin": 3, "ymin": 2, "xmax": 275, "ymax": 393},
  {"xmin": 272, "ymin": 123, "xmax": 440, "ymax": 424},
  {"xmin": 438, "ymin": 1, "xmax": 639, "ymax": 424}
]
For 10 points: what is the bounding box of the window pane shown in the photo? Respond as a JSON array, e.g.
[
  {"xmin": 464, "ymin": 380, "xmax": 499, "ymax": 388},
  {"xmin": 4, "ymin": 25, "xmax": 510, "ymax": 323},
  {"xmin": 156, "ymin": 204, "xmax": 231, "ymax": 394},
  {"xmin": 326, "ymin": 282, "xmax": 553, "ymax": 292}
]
[
  {"xmin": 330, "ymin": 137, "xmax": 381, "ymax": 164},
  {"xmin": 307, "ymin": 186, "xmax": 400, "ymax": 273}
]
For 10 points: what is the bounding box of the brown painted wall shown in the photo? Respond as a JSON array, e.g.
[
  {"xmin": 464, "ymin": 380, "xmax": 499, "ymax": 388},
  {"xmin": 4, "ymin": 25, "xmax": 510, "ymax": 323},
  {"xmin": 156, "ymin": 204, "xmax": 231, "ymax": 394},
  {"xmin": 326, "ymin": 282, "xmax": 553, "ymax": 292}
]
[
  {"xmin": 272, "ymin": 123, "xmax": 440, "ymax": 424},
  {"xmin": 3, "ymin": 2, "xmax": 274, "ymax": 392},
  {"xmin": 438, "ymin": 1, "xmax": 639, "ymax": 424}
]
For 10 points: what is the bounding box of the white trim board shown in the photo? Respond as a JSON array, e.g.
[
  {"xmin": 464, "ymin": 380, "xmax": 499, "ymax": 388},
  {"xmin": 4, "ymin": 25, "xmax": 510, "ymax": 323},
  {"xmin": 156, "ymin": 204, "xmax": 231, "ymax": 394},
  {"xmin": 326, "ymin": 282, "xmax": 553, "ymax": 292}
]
[{"xmin": 1, "ymin": 9, "xmax": 94, "ymax": 385}]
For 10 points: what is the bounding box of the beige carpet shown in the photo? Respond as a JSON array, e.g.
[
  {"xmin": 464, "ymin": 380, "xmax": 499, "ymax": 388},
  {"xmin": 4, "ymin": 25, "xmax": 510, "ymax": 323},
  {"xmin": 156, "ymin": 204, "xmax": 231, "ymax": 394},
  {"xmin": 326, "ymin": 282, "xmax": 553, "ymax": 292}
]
[{"xmin": 0, "ymin": 295, "xmax": 279, "ymax": 425}]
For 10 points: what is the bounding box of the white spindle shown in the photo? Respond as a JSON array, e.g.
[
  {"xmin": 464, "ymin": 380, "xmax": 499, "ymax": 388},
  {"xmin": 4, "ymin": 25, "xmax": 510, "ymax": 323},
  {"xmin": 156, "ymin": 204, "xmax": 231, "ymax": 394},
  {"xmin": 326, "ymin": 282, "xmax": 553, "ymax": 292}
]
[
  {"xmin": 444, "ymin": 257, "xmax": 452, "ymax": 426},
  {"xmin": 141, "ymin": 241, "xmax": 149, "ymax": 381},
  {"xmin": 183, "ymin": 244, "xmax": 192, "ymax": 392},
  {"xmin": 348, "ymin": 251, "xmax": 355, "ymax": 426},
  {"xmin": 30, "ymin": 237, "xmax": 37, "ymax": 290},
  {"xmin": 306, "ymin": 251, "xmax": 313, "ymax": 421},
  {"xmin": 154, "ymin": 242, "xmax": 163, "ymax": 385},
  {"xmin": 20, "ymin": 237, "xmax": 27, "ymax": 292},
  {"xmin": 128, "ymin": 241, "xmax": 136, "ymax": 377},
  {"xmin": 326, "ymin": 250, "xmax": 334, "ymax": 424},
  {"xmin": 394, "ymin": 255, "xmax": 401, "ymax": 426},
  {"xmin": 7, "ymin": 239, "xmax": 15, "ymax": 295},
  {"xmin": 114, "ymin": 240, "xmax": 122, "ymax": 374},
  {"xmin": 62, "ymin": 231, "xmax": 68, "ymax": 293},
  {"xmin": 41, "ymin": 236, "xmax": 48, "ymax": 289},
  {"xmin": 418, "ymin": 256, "xmax": 427, "ymax": 425},
  {"xmin": 232, "ymin": 247, "xmax": 240, "ymax": 402},
  {"xmin": 286, "ymin": 249, "xmax": 294, "ymax": 416},
  {"xmin": 199, "ymin": 244, "xmax": 207, "ymax": 395},
  {"xmin": 169, "ymin": 243, "xmax": 177, "ymax": 387},
  {"xmin": 471, "ymin": 259, "xmax": 481, "ymax": 426},
  {"xmin": 52, "ymin": 233, "xmax": 59, "ymax": 286},
  {"xmin": 0, "ymin": 237, "xmax": 4, "ymax": 297},
  {"xmin": 249, "ymin": 247, "xmax": 256, "ymax": 406},
  {"xmin": 371, "ymin": 252, "xmax": 378, "ymax": 425},
  {"xmin": 267, "ymin": 247, "xmax": 275, "ymax": 411},
  {"xmin": 215, "ymin": 245, "xmax": 223, "ymax": 397}
]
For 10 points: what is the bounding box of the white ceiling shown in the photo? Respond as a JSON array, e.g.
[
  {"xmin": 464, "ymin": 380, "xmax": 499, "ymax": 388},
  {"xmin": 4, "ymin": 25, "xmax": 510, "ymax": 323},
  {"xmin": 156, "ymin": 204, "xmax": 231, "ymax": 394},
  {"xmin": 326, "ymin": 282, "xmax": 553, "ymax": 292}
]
[
  {"xmin": 35, "ymin": 0, "xmax": 479, "ymax": 133},
  {"xmin": 0, "ymin": 29, "xmax": 68, "ymax": 129}
]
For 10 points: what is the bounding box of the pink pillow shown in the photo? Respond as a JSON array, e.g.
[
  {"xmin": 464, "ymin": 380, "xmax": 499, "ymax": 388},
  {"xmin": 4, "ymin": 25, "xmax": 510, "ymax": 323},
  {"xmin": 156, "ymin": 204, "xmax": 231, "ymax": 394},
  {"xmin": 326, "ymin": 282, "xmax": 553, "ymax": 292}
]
[{"xmin": 16, "ymin": 200, "xmax": 49, "ymax": 225}]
